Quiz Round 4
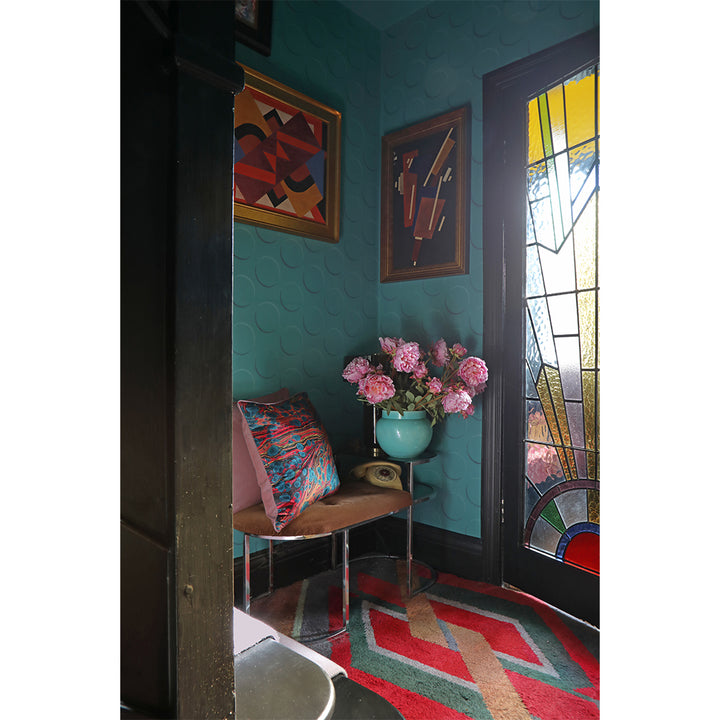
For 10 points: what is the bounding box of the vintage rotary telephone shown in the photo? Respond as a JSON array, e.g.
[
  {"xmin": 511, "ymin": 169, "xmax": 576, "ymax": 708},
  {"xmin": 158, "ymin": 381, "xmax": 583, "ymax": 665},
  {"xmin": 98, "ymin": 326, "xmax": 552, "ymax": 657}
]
[{"xmin": 349, "ymin": 461, "xmax": 404, "ymax": 491}]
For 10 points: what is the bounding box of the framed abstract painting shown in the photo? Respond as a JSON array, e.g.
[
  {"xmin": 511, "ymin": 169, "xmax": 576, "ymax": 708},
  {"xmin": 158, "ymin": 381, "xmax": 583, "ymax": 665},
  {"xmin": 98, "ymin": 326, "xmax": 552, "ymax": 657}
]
[
  {"xmin": 233, "ymin": 65, "xmax": 341, "ymax": 243},
  {"xmin": 234, "ymin": 0, "xmax": 273, "ymax": 56},
  {"xmin": 380, "ymin": 106, "xmax": 470, "ymax": 282}
]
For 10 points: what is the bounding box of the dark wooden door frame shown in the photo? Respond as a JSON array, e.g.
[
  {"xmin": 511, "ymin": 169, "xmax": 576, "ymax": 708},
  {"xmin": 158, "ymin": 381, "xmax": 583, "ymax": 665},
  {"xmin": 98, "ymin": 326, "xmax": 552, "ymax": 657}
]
[
  {"xmin": 481, "ymin": 30, "xmax": 599, "ymax": 625},
  {"xmin": 121, "ymin": 2, "xmax": 245, "ymax": 716}
]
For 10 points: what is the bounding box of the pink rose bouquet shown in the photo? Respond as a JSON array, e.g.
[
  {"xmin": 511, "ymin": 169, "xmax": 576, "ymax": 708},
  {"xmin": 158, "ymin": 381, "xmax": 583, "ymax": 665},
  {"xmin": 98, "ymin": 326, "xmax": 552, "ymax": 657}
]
[{"xmin": 342, "ymin": 337, "xmax": 489, "ymax": 426}]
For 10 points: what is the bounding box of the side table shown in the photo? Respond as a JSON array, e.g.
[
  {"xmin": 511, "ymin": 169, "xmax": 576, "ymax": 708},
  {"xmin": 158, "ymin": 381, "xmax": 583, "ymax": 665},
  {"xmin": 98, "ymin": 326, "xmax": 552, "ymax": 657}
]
[{"xmin": 384, "ymin": 451, "xmax": 437, "ymax": 596}]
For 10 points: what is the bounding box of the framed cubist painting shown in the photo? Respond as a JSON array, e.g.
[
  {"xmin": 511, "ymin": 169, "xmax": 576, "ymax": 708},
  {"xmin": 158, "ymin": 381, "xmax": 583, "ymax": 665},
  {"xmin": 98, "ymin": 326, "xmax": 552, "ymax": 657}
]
[
  {"xmin": 381, "ymin": 106, "xmax": 469, "ymax": 282},
  {"xmin": 234, "ymin": 0, "xmax": 273, "ymax": 56},
  {"xmin": 233, "ymin": 65, "xmax": 341, "ymax": 243}
]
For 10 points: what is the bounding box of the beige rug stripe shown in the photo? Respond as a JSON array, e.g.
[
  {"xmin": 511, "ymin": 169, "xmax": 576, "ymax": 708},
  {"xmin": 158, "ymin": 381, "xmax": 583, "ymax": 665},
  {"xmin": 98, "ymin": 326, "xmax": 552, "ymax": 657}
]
[
  {"xmin": 449, "ymin": 622, "xmax": 532, "ymax": 720},
  {"xmin": 395, "ymin": 561, "xmax": 448, "ymax": 647}
]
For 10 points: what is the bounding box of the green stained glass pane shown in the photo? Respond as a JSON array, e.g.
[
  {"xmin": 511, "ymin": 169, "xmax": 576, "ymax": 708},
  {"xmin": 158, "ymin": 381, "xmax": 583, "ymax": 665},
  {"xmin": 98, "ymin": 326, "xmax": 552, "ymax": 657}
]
[
  {"xmin": 547, "ymin": 84, "xmax": 567, "ymax": 153},
  {"xmin": 541, "ymin": 499, "xmax": 566, "ymax": 534},
  {"xmin": 538, "ymin": 92, "xmax": 554, "ymax": 158}
]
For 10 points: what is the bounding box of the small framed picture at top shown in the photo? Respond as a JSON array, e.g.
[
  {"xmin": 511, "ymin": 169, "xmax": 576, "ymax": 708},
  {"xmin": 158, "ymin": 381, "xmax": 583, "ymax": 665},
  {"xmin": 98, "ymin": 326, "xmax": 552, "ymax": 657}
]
[
  {"xmin": 235, "ymin": 0, "xmax": 273, "ymax": 56},
  {"xmin": 381, "ymin": 106, "xmax": 470, "ymax": 282}
]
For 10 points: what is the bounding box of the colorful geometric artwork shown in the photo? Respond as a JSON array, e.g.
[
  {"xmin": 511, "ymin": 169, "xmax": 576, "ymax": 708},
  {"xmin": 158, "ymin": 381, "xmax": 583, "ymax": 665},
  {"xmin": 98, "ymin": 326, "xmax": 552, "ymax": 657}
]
[
  {"xmin": 381, "ymin": 106, "xmax": 469, "ymax": 282},
  {"xmin": 233, "ymin": 65, "xmax": 341, "ymax": 243},
  {"xmin": 523, "ymin": 66, "xmax": 599, "ymax": 576}
]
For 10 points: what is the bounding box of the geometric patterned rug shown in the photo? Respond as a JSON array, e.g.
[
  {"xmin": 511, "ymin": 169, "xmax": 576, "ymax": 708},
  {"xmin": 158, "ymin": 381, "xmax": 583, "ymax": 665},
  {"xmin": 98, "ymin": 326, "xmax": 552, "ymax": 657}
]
[{"xmin": 248, "ymin": 556, "xmax": 599, "ymax": 720}]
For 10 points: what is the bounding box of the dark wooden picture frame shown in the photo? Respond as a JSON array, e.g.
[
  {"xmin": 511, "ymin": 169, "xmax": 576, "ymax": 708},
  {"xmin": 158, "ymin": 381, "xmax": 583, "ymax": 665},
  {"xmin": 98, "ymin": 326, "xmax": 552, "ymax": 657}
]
[
  {"xmin": 381, "ymin": 106, "xmax": 470, "ymax": 282},
  {"xmin": 234, "ymin": 0, "xmax": 273, "ymax": 57},
  {"xmin": 233, "ymin": 65, "xmax": 341, "ymax": 243}
]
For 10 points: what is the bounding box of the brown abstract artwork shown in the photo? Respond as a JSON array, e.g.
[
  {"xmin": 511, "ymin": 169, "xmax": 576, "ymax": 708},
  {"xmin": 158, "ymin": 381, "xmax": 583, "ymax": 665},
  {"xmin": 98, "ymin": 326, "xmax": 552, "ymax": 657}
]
[
  {"xmin": 233, "ymin": 65, "xmax": 341, "ymax": 243},
  {"xmin": 381, "ymin": 106, "xmax": 469, "ymax": 282}
]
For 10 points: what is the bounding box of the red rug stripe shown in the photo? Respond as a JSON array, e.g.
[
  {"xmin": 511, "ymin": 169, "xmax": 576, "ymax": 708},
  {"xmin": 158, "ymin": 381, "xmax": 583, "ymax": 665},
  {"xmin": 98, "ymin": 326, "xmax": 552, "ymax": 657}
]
[
  {"xmin": 368, "ymin": 608, "xmax": 474, "ymax": 682},
  {"xmin": 436, "ymin": 572, "xmax": 599, "ymax": 692},
  {"xmin": 429, "ymin": 598, "xmax": 541, "ymax": 665},
  {"xmin": 507, "ymin": 669, "xmax": 599, "ymax": 720}
]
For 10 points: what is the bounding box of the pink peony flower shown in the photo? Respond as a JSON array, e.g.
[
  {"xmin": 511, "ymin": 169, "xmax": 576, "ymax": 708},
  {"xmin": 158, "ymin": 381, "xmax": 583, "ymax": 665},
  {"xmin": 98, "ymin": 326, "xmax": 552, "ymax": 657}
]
[
  {"xmin": 358, "ymin": 373, "xmax": 395, "ymax": 404},
  {"xmin": 451, "ymin": 343, "xmax": 467, "ymax": 358},
  {"xmin": 342, "ymin": 357, "xmax": 371, "ymax": 384},
  {"xmin": 442, "ymin": 389, "xmax": 472, "ymax": 414},
  {"xmin": 458, "ymin": 356, "xmax": 489, "ymax": 387},
  {"xmin": 429, "ymin": 338, "xmax": 449, "ymax": 367},
  {"xmin": 412, "ymin": 362, "xmax": 428, "ymax": 380},
  {"xmin": 427, "ymin": 377, "xmax": 443, "ymax": 394},
  {"xmin": 393, "ymin": 342, "xmax": 421, "ymax": 372},
  {"xmin": 379, "ymin": 336, "xmax": 402, "ymax": 354}
]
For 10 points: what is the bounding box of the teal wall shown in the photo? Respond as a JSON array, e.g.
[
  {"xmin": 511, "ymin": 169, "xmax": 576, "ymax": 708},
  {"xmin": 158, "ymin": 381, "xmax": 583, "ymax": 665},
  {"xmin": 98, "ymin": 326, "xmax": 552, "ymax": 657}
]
[{"xmin": 232, "ymin": 0, "xmax": 599, "ymax": 557}]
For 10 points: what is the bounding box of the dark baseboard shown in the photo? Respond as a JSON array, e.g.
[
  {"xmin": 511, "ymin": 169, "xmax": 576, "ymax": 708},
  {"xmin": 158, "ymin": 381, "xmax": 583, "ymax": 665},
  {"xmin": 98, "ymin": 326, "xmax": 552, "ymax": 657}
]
[{"xmin": 233, "ymin": 519, "xmax": 484, "ymax": 607}]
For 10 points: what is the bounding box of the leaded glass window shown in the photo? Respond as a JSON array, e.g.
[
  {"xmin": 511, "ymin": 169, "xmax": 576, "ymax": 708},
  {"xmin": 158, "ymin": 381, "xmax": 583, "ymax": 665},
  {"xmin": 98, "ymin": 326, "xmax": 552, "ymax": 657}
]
[{"xmin": 523, "ymin": 66, "xmax": 599, "ymax": 576}]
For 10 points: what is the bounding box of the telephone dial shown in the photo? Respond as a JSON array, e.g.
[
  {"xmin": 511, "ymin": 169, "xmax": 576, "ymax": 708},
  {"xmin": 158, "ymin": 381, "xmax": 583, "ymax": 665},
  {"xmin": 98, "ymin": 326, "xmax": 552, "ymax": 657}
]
[{"xmin": 350, "ymin": 461, "xmax": 404, "ymax": 491}]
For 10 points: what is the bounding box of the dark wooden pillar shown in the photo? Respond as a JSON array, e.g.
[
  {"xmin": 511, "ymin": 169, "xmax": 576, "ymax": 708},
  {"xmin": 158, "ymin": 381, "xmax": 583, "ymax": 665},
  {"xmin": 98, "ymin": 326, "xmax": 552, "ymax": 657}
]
[{"xmin": 121, "ymin": 2, "xmax": 244, "ymax": 716}]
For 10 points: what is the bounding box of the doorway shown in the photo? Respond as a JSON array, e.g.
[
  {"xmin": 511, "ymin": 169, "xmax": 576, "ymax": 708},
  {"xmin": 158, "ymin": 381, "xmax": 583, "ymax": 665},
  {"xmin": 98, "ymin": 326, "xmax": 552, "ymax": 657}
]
[{"xmin": 482, "ymin": 29, "xmax": 600, "ymax": 626}]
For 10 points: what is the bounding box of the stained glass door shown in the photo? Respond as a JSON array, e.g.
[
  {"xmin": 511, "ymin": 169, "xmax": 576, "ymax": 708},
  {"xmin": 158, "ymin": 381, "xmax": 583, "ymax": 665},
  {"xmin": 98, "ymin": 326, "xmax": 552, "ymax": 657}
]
[
  {"xmin": 482, "ymin": 30, "xmax": 599, "ymax": 626},
  {"xmin": 523, "ymin": 66, "xmax": 599, "ymax": 577}
]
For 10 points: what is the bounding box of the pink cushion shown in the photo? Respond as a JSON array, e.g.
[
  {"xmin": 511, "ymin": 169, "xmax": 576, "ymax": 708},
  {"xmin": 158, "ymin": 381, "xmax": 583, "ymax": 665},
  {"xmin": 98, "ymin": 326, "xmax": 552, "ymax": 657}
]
[{"xmin": 232, "ymin": 388, "xmax": 290, "ymax": 512}]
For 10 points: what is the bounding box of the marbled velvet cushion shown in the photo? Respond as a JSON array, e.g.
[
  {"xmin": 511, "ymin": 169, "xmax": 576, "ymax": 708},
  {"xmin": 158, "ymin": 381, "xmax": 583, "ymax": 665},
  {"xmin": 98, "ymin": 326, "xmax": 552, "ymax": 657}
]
[
  {"xmin": 232, "ymin": 388, "xmax": 290, "ymax": 513},
  {"xmin": 237, "ymin": 392, "xmax": 339, "ymax": 532}
]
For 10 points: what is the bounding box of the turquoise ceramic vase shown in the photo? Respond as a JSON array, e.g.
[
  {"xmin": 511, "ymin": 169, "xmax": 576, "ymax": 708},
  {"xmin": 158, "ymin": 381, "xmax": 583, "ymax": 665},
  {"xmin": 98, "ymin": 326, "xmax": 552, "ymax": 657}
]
[{"xmin": 375, "ymin": 410, "xmax": 432, "ymax": 460}]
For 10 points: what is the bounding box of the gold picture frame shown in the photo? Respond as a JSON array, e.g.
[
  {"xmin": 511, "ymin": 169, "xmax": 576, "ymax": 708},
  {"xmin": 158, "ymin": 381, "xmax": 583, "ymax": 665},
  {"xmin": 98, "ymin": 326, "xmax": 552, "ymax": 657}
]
[
  {"xmin": 233, "ymin": 65, "xmax": 341, "ymax": 243},
  {"xmin": 380, "ymin": 106, "xmax": 469, "ymax": 281}
]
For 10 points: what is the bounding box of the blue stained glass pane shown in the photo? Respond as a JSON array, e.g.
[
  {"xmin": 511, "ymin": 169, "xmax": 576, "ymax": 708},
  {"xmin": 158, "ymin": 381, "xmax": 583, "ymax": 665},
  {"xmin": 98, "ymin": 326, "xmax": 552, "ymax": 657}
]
[
  {"xmin": 528, "ymin": 297, "xmax": 557, "ymax": 367},
  {"xmin": 526, "ymin": 243, "xmax": 545, "ymax": 297},
  {"xmin": 527, "ymin": 161, "xmax": 549, "ymax": 202},
  {"xmin": 569, "ymin": 141, "xmax": 596, "ymax": 203},
  {"xmin": 526, "ymin": 198, "xmax": 535, "ymax": 245},
  {"xmin": 573, "ymin": 165, "xmax": 597, "ymax": 222},
  {"xmin": 526, "ymin": 308, "xmax": 542, "ymax": 379},
  {"xmin": 530, "ymin": 197, "xmax": 555, "ymax": 251},
  {"xmin": 526, "ymin": 364, "xmax": 539, "ymax": 398}
]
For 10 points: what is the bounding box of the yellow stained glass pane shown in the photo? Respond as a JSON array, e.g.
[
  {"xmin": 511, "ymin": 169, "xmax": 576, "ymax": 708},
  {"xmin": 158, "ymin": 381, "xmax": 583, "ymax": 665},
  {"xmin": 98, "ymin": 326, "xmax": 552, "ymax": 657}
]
[
  {"xmin": 547, "ymin": 84, "xmax": 567, "ymax": 153},
  {"xmin": 582, "ymin": 370, "xmax": 597, "ymax": 454},
  {"xmin": 577, "ymin": 290, "xmax": 596, "ymax": 369},
  {"xmin": 565, "ymin": 70, "xmax": 596, "ymax": 148},
  {"xmin": 574, "ymin": 192, "xmax": 597, "ymax": 290},
  {"xmin": 588, "ymin": 489, "xmax": 599, "ymax": 524},
  {"xmin": 544, "ymin": 366, "xmax": 577, "ymax": 477},
  {"xmin": 528, "ymin": 98, "xmax": 543, "ymax": 164}
]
